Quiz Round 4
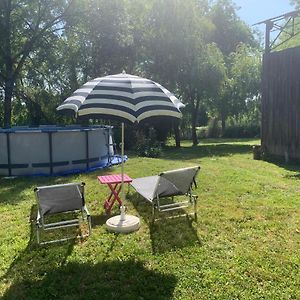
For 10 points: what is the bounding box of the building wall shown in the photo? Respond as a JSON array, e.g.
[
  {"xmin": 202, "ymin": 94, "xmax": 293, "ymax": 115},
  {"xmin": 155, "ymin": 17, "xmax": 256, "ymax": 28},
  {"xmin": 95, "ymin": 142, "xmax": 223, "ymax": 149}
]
[{"xmin": 262, "ymin": 46, "xmax": 300, "ymax": 160}]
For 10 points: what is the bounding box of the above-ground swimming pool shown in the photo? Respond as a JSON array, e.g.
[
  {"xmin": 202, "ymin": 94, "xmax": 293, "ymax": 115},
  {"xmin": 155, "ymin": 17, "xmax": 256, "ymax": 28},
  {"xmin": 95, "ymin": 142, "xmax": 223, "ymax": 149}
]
[{"xmin": 0, "ymin": 125, "xmax": 121, "ymax": 176}]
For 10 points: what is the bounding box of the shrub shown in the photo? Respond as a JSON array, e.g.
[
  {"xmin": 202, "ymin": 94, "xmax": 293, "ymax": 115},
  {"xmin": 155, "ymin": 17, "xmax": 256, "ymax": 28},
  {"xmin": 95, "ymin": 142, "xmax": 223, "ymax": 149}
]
[
  {"xmin": 113, "ymin": 124, "xmax": 137, "ymax": 150},
  {"xmin": 207, "ymin": 118, "xmax": 221, "ymax": 138},
  {"xmin": 197, "ymin": 126, "xmax": 208, "ymax": 139},
  {"xmin": 135, "ymin": 127, "xmax": 162, "ymax": 158},
  {"xmin": 223, "ymin": 124, "xmax": 260, "ymax": 138},
  {"xmin": 196, "ymin": 122, "xmax": 260, "ymax": 139}
]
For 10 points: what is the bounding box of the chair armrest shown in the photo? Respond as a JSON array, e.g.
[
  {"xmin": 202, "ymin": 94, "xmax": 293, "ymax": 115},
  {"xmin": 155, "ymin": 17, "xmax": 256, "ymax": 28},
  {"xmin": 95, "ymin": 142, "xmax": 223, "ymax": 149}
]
[
  {"xmin": 36, "ymin": 210, "xmax": 42, "ymax": 227},
  {"xmin": 82, "ymin": 205, "xmax": 90, "ymax": 216},
  {"xmin": 36, "ymin": 210, "xmax": 41, "ymax": 222}
]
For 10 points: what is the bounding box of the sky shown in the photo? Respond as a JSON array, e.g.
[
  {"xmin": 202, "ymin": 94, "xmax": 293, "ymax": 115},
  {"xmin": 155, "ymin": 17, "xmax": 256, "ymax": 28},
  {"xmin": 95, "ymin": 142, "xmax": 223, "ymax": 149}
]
[{"xmin": 233, "ymin": 0, "xmax": 295, "ymax": 26}]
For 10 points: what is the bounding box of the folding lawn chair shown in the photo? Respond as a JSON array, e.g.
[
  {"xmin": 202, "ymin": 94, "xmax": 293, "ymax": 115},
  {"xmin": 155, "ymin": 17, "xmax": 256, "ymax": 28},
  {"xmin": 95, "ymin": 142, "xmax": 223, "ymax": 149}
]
[
  {"xmin": 34, "ymin": 182, "xmax": 92, "ymax": 245},
  {"xmin": 130, "ymin": 166, "xmax": 200, "ymax": 222}
]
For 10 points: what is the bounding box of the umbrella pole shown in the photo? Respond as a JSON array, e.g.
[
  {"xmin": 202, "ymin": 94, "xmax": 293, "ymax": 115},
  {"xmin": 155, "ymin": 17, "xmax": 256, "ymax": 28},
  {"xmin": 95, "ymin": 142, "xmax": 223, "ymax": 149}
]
[
  {"xmin": 120, "ymin": 122, "xmax": 125, "ymax": 220},
  {"xmin": 105, "ymin": 122, "xmax": 140, "ymax": 233}
]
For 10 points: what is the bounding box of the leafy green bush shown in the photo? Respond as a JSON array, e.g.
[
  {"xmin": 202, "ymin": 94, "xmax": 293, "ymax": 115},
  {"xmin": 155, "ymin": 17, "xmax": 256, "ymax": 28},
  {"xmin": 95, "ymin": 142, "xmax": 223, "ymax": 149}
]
[
  {"xmin": 223, "ymin": 124, "xmax": 260, "ymax": 138},
  {"xmin": 207, "ymin": 118, "xmax": 221, "ymax": 138},
  {"xmin": 197, "ymin": 122, "xmax": 260, "ymax": 139},
  {"xmin": 197, "ymin": 126, "xmax": 208, "ymax": 139},
  {"xmin": 135, "ymin": 127, "xmax": 162, "ymax": 158},
  {"xmin": 113, "ymin": 124, "xmax": 137, "ymax": 150}
]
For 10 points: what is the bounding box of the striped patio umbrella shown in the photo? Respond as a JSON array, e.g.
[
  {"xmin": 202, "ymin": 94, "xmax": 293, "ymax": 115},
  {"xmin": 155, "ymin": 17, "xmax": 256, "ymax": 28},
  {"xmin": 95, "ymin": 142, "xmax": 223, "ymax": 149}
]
[
  {"xmin": 56, "ymin": 72, "xmax": 184, "ymax": 233},
  {"xmin": 56, "ymin": 72, "xmax": 185, "ymax": 123}
]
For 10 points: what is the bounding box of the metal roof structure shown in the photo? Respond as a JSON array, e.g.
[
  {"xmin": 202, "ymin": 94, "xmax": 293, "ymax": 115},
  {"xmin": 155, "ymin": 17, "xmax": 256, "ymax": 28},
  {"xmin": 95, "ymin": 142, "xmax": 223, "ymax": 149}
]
[{"xmin": 254, "ymin": 10, "xmax": 300, "ymax": 53}]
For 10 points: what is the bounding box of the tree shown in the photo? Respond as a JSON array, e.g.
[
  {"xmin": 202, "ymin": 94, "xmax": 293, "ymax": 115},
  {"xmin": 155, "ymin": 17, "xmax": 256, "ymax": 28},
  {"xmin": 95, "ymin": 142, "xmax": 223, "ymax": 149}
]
[
  {"xmin": 0, "ymin": 0, "xmax": 74, "ymax": 127},
  {"xmin": 205, "ymin": 0, "xmax": 260, "ymax": 134},
  {"xmin": 209, "ymin": 0, "xmax": 257, "ymax": 56},
  {"xmin": 180, "ymin": 43, "xmax": 226, "ymax": 144},
  {"xmin": 144, "ymin": 0, "xmax": 222, "ymax": 146},
  {"xmin": 208, "ymin": 44, "xmax": 261, "ymax": 134},
  {"xmin": 0, "ymin": 0, "xmax": 261, "ymax": 146},
  {"xmin": 290, "ymin": 0, "xmax": 300, "ymax": 8},
  {"xmin": 73, "ymin": 0, "xmax": 136, "ymax": 78}
]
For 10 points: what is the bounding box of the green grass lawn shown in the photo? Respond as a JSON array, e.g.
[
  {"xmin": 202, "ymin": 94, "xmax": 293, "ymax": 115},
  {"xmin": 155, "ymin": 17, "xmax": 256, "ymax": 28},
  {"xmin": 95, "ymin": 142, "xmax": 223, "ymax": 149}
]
[{"xmin": 0, "ymin": 139, "xmax": 299, "ymax": 299}]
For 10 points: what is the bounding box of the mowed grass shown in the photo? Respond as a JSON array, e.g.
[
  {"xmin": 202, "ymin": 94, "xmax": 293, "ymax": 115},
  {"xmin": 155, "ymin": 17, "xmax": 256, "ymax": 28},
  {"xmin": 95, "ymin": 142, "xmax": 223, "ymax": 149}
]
[{"xmin": 0, "ymin": 139, "xmax": 299, "ymax": 299}]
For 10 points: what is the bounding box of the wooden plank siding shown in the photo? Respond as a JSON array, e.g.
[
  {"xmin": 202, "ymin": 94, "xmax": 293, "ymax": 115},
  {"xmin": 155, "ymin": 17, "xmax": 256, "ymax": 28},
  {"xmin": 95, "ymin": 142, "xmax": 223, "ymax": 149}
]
[{"xmin": 262, "ymin": 46, "xmax": 300, "ymax": 160}]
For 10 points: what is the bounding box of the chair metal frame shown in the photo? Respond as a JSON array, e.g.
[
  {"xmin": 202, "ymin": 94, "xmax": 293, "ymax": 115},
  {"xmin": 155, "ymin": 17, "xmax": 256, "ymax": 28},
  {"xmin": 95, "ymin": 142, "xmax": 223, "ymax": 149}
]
[
  {"xmin": 131, "ymin": 166, "xmax": 200, "ymax": 223},
  {"xmin": 34, "ymin": 182, "xmax": 92, "ymax": 245},
  {"xmin": 152, "ymin": 184, "xmax": 198, "ymax": 222}
]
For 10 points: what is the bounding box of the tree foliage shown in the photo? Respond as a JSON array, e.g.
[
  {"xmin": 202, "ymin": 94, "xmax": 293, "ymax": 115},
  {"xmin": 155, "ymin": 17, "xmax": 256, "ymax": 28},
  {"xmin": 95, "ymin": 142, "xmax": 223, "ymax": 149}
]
[
  {"xmin": 290, "ymin": 0, "xmax": 300, "ymax": 8},
  {"xmin": 0, "ymin": 0, "xmax": 261, "ymax": 144},
  {"xmin": 0, "ymin": 0, "xmax": 75, "ymax": 127},
  {"xmin": 209, "ymin": 0, "xmax": 257, "ymax": 56}
]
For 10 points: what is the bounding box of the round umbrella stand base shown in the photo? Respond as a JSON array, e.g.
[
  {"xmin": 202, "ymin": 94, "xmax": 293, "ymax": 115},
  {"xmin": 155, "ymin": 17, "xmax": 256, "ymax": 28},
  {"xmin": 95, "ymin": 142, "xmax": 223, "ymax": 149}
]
[{"xmin": 106, "ymin": 214, "xmax": 140, "ymax": 233}]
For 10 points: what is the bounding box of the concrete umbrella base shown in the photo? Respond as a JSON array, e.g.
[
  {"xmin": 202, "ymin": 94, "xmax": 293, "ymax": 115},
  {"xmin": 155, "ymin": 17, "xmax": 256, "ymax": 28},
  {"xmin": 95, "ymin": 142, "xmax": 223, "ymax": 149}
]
[{"xmin": 106, "ymin": 206, "xmax": 140, "ymax": 233}]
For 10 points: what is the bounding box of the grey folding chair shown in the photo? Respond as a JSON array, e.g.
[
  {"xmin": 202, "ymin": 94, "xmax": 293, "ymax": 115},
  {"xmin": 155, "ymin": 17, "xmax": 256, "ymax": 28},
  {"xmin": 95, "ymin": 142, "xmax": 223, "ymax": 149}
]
[
  {"xmin": 130, "ymin": 166, "xmax": 200, "ymax": 222},
  {"xmin": 34, "ymin": 182, "xmax": 92, "ymax": 245}
]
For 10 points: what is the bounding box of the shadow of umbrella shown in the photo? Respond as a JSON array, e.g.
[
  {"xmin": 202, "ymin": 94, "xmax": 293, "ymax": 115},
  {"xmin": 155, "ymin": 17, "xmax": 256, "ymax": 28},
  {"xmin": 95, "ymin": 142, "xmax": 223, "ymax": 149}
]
[
  {"xmin": 2, "ymin": 206, "xmax": 177, "ymax": 299},
  {"xmin": 3, "ymin": 260, "xmax": 177, "ymax": 300},
  {"xmin": 57, "ymin": 72, "xmax": 185, "ymax": 233}
]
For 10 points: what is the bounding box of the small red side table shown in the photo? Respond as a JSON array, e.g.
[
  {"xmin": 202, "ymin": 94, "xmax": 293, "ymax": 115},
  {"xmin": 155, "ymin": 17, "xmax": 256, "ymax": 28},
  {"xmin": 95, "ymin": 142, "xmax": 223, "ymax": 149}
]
[{"xmin": 97, "ymin": 174, "xmax": 133, "ymax": 214}]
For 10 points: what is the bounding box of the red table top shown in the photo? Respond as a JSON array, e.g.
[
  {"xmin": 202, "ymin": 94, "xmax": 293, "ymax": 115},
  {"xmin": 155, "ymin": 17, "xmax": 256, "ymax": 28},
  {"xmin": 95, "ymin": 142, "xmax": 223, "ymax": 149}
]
[{"xmin": 97, "ymin": 174, "xmax": 132, "ymax": 184}]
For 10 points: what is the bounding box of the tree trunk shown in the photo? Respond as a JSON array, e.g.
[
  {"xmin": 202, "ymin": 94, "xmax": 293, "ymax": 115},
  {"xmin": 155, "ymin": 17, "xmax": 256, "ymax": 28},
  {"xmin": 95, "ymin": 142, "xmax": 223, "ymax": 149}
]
[
  {"xmin": 174, "ymin": 123, "xmax": 181, "ymax": 148},
  {"xmin": 221, "ymin": 114, "xmax": 226, "ymax": 136},
  {"xmin": 4, "ymin": 78, "xmax": 14, "ymax": 128},
  {"xmin": 191, "ymin": 109, "xmax": 198, "ymax": 146},
  {"xmin": 3, "ymin": 0, "xmax": 14, "ymax": 128}
]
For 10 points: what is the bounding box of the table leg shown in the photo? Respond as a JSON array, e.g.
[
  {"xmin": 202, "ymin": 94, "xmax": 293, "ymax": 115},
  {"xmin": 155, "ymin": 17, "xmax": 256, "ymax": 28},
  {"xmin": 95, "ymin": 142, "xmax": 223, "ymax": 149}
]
[
  {"xmin": 104, "ymin": 183, "xmax": 117, "ymax": 213},
  {"xmin": 104, "ymin": 183, "xmax": 123, "ymax": 214}
]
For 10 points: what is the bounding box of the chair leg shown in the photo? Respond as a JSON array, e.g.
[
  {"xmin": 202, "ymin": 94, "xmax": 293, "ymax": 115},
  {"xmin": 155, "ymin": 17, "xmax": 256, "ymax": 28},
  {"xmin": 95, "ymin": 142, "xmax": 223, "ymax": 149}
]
[
  {"xmin": 87, "ymin": 215, "xmax": 92, "ymax": 235},
  {"xmin": 81, "ymin": 211, "xmax": 92, "ymax": 237},
  {"xmin": 151, "ymin": 204, "xmax": 156, "ymax": 225},
  {"xmin": 193, "ymin": 195, "xmax": 198, "ymax": 222},
  {"xmin": 36, "ymin": 224, "xmax": 40, "ymax": 244}
]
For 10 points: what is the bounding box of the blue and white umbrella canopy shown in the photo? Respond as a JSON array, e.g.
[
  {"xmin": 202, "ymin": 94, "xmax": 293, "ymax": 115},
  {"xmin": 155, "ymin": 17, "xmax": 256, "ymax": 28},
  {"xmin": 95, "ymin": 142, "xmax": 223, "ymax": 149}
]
[
  {"xmin": 57, "ymin": 72, "xmax": 184, "ymax": 233},
  {"xmin": 56, "ymin": 72, "xmax": 185, "ymax": 123}
]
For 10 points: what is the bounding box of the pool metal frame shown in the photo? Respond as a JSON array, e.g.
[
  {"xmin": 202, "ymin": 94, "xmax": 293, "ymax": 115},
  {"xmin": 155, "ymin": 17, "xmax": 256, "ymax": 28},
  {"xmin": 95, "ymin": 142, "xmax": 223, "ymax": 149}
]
[{"xmin": 0, "ymin": 125, "xmax": 120, "ymax": 176}]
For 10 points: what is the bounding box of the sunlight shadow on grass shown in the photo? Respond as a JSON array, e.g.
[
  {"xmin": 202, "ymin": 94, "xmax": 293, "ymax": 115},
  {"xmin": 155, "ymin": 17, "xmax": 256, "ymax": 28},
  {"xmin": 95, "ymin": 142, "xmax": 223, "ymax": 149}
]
[
  {"xmin": 129, "ymin": 193, "xmax": 202, "ymax": 254},
  {"xmin": 0, "ymin": 176, "xmax": 79, "ymax": 205},
  {"xmin": 162, "ymin": 143, "xmax": 252, "ymax": 162},
  {"xmin": 284, "ymin": 173, "xmax": 300, "ymax": 180},
  {"xmin": 0, "ymin": 178, "xmax": 37, "ymax": 205},
  {"xmin": 150, "ymin": 216, "xmax": 202, "ymax": 254},
  {"xmin": 102, "ymin": 233, "xmax": 120, "ymax": 261},
  {"xmin": 3, "ymin": 260, "xmax": 177, "ymax": 299},
  {"xmin": 264, "ymin": 158, "xmax": 300, "ymax": 179},
  {"xmin": 1, "ymin": 205, "xmax": 76, "ymax": 298},
  {"xmin": 90, "ymin": 213, "xmax": 107, "ymax": 228}
]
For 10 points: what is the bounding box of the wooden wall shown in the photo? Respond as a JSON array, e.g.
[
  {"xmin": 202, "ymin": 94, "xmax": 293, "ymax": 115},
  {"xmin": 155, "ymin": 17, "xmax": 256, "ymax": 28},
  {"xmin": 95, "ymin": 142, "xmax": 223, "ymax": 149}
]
[{"xmin": 262, "ymin": 46, "xmax": 300, "ymax": 160}]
